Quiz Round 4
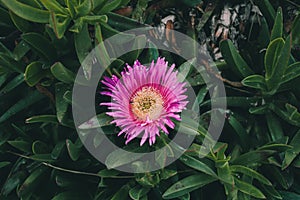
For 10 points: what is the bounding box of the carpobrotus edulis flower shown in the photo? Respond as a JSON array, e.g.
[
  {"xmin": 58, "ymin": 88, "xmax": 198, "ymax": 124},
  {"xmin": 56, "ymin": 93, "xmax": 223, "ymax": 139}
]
[{"xmin": 100, "ymin": 57, "xmax": 188, "ymax": 146}]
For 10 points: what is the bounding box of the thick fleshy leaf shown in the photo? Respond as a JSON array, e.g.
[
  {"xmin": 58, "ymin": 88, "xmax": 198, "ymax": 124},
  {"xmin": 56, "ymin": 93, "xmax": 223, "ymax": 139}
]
[
  {"xmin": 231, "ymin": 165, "xmax": 272, "ymax": 185},
  {"xmin": 1, "ymin": 0, "xmax": 49, "ymax": 23},
  {"xmin": 282, "ymin": 130, "xmax": 300, "ymax": 169},
  {"xmin": 163, "ymin": 174, "xmax": 217, "ymax": 199},
  {"xmin": 22, "ymin": 33, "xmax": 57, "ymax": 61},
  {"xmin": 242, "ymin": 75, "xmax": 267, "ymax": 90},
  {"xmin": 234, "ymin": 178, "xmax": 266, "ymax": 199},
  {"xmin": 264, "ymin": 38, "xmax": 284, "ymax": 80},
  {"xmin": 179, "ymin": 154, "xmax": 217, "ymax": 177},
  {"xmin": 220, "ymin": 39, "xmax": 254, "ymax": 78},
  {"xmin": 24, "ymin": 61, "xmax": 49, "ymax": 87},
  {"xmin": 0, "ymin": 90, "xmax": 44, "ymax": 123},
  {"xmin": 50, "ymin": 62, "xmax": 75, "ymax": 83},
  {"xmin": 270, "ymin": 7, "xmax": 283, "ymax": 41}
]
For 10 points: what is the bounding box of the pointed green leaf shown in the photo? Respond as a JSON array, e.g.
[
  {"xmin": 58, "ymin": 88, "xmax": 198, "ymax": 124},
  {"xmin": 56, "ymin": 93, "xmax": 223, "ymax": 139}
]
[
  {"xmin": 264, "ymin": 38, "xmax": 284, "ymax": 79},
  {"xmin": 163, "ymin": 174, "xmax": 217, "ymax": 199},
  {"xmin": 266, "ymin": 36, "xmax": 291, "ymax": 93},
  {"xmin": 242, "ymin": 75, "xmax": 267, "ymax": 90},
  {"xmin": 22, "ymin": 33, "xmax": 57, "ymax": 61},
  {"xmin": 179, "ymin": 155, "xmax": 217, "ymax": 177},
  {"xmin": 1, "ymin": 0, "xmax": 49, "ymax": 23},
  {"xmin": 25, "ymin": 61, "xmax": 48, "ymax": 87},
  {"xmin": 270, "ymin": 7, "xmax": 283, "ymax": 41},
  {"xmin": 231, "ymin": 165, "xmax": 272, "ymax": 185},
  {"xmin": 220, "ymin": 40, "xmax": 254, "ymax": 78},
  {"xmin": 0, "ymin": 90, "xmax": 44, "ymax": 123},
  {"xmin": 51, "ymin": 62, "xmax": 75, "ymax": 83},
  {"xmin": 234, "ymin": 178, "xmax": 266, "ymax": 199}
]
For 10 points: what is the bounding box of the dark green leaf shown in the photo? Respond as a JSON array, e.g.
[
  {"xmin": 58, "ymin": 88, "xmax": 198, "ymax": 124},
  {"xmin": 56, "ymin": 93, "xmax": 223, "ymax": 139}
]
[
  {"xmin": 270, "ymin": 7, "xmax": 283, "ymax": 41},
  {"xmin": 242, "ymin": 75, "xmax": 267, "ymax": 90},
  {"xmin": 25, "ymin": 61, "xmax": 48, "ymax": 86},
  {"xmin": 220, "ymin": 39, "xmax": 254, "ymax": 78},
  {"xmin": 231, "ymin": 165, "xmax": 272, "ymax": 185},
  {"xmin": 162, "ymin": 174, "xmax": 217, "ymax": 199},
  {"xmin": 0, "ymin": 90, "xmax": 44, "ymax": 123},
  {"xmin": 179, "ymin": 154, "xmax": 217, "ymax": 177},
  {"xmin": 22, "ymin": 33, "xmax": 57, "ymax": 61}
]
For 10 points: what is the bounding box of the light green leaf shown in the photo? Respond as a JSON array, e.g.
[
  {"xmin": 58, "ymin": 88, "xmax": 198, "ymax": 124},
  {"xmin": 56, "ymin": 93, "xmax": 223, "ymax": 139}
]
[{"xmin": 1, "ymin": 0, "xmax": 49, "ymax": 23}]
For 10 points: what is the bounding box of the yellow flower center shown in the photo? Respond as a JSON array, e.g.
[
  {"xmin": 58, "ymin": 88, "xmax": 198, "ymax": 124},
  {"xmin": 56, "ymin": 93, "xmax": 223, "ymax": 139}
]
[{"xmin": 130, "ymin": 86, "xmax": 164, "ymax": 121}]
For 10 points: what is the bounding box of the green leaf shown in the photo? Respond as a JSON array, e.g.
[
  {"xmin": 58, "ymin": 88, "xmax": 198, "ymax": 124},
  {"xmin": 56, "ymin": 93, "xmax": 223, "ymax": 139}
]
[
  {"xmin": 266, "ymin": 113, "xmax": 284, "ymax": 141},
  {"xmin": 9, "ymin": 11, "xmax": 31, "ymax": 32},
  {"xmin": 266, "ymin": 36, "xmax": 291, "ymax": 93},
  {"xmin": 270, "ymin": 7, "xmax": 283, "ymax": 41},
  {"xmin": 1, "ymin": 171, "xmax": 27, "ymax": 196},
  {"xmin": 39, "ymin": 0, "xmax": 67, "ymax": 14},
  {"xmin": 1, "ymin": 0, "xmax": 49, "ymax": 23},
  {"xmin": 269, "ymin": 103, "xmax": 300, "ymax": 127},
  {"xmin": 281, "ymin": 62, "xmax": 300, "ymax": 84},
  {"xmin": 0, "ymin": 53, "xmax": 24, "ymax": 73},
  {"xmin": 242, "ymin": 75, "xmax": 267, "ymax": 90},
  {"xmin": 13, "ymin": 40, "xmax": 31, "ymax": 61},
  {"xmin": 32, "ymin": 140, "xmax": 49, "ymax": 154},
  {"xmin": 279, "ymin": 191, "xmax": 300, "ymax": 200},
  {"xmin": 231, "ymin": 165, "xmax": 272, "ymax": 185},
  {"xmin": 55, "ymin": 83, "xmax": 70, "ymax": 123},
  {"xmin": 111, "ymin": 183, "xmax": 131, "ymax": 200},
  {"xmin": 18, "ymin": 166, "xmax": 48, "ymax": 198},
  {"xmin": 98, "ymin": 0, "xmax": 123, "ymax": 14},
  {"xmin": 162, "ymin": 174, "xmax": 217, "ymax": 199},
  {"xmin": 74, "ymin": 23, "xmax": 92, "ymax": 63},
  {"xmin": 178, "ymin": 58, "xmax": 196, "ymax": 83},
  {"xmin": 291, "ymin": 14, "xmax": 300, "ymax": 45},
  {"xmin": 105, "ymin": 149, "xmax": 144, "ymax": 170},
  {"xmin": 50, "ymin": 62, "xmax": 75, "ymax": 84},
  {"xmin": 0, "ymin": 161, "xmax": 10, "ymax": 169},
  {"xmin": 234, "ymin": 178, "xmax": 266, "ymax": 199},
  {"xmin": 179, "ymin": 154, "xmax": 217, "ymax": 177},
  {"xmin": 52, "ymin": 191, "xmax": 86, "ymax": 200},
  {"xmin": 227, "ymin": 114, "xmax": 248, "ymax": 148},
  {"xmin": 0, "ymin": 74, "xmax": 24, "ymax": 95},
  {"xmin": 0, "ymin": 90, "xmax": 44, "ymax": 123},
  {"xmin": 25, "ymin": 61, "xmax": 48, "ymax": 86},
  {"xmin": 253, "ymin": 0, "xmax": 275, "ymax": 27},
  {"xmin": 260, "ymin": 184, "xmax": 282, "ymax": 200},
  {"xmin": 49, "ymin": 13, "xmax": 71, "ymax": 39},
  {"xmin": 26, "ymin": 115, "xmax": 58, "ymax": 124},
  {"xmin": 66, "ymin": 139, "xmax": 81, "ymax": 161},
  {"xmin": 129, "ymin": 186, "xmax": 150, "ymax": 200},
  {"xmin": 7, "ymin": 140, "xmax": 31, "ymax": 152},
  {"xmin": 22, "ymin": 33, "xmax": 57, "ymax": 61},
  {"xmin": 231, "ymin": 150, "xmax": 276, "ymax": 166},
  {"xmin": 51, "ymin": 141, "xmax": 65, "ymax": 159},
  {"xmin": 282, "ymin": 129, "xmax": 300, "ymax": 169},
  {"xmin": 220, "ymin": 39, "xmax": 254, "ymax": 78},
  {"xmin": 264, "ymin": 38, "xmax": 284, "ymax": 79},
  {"xmin": 75, "ymin": 0, "xmax": 93, "ymax": 17},
  {"xmin": 78, "ymin": 113, "xmax": 113, "ymax": 129}
]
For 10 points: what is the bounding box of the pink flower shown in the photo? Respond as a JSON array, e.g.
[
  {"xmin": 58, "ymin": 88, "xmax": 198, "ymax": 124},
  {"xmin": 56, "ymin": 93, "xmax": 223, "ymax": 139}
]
[{"xmin": 100, "ymin": 57, "xmax": 188, "ymax": 146}]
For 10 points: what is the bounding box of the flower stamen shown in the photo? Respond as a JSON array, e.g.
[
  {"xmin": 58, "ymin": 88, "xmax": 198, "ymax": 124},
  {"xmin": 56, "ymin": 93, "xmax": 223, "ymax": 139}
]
[{"xmin": 130, "ymin": 86, "xmax": 164, "ymax": 121}]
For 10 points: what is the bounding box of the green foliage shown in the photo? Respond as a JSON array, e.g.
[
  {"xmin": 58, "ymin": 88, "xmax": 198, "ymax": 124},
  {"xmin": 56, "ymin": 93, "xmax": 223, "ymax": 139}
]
[{"xmin": 0, "ymin": 0, "xmax": 300, "ymax": 199}]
